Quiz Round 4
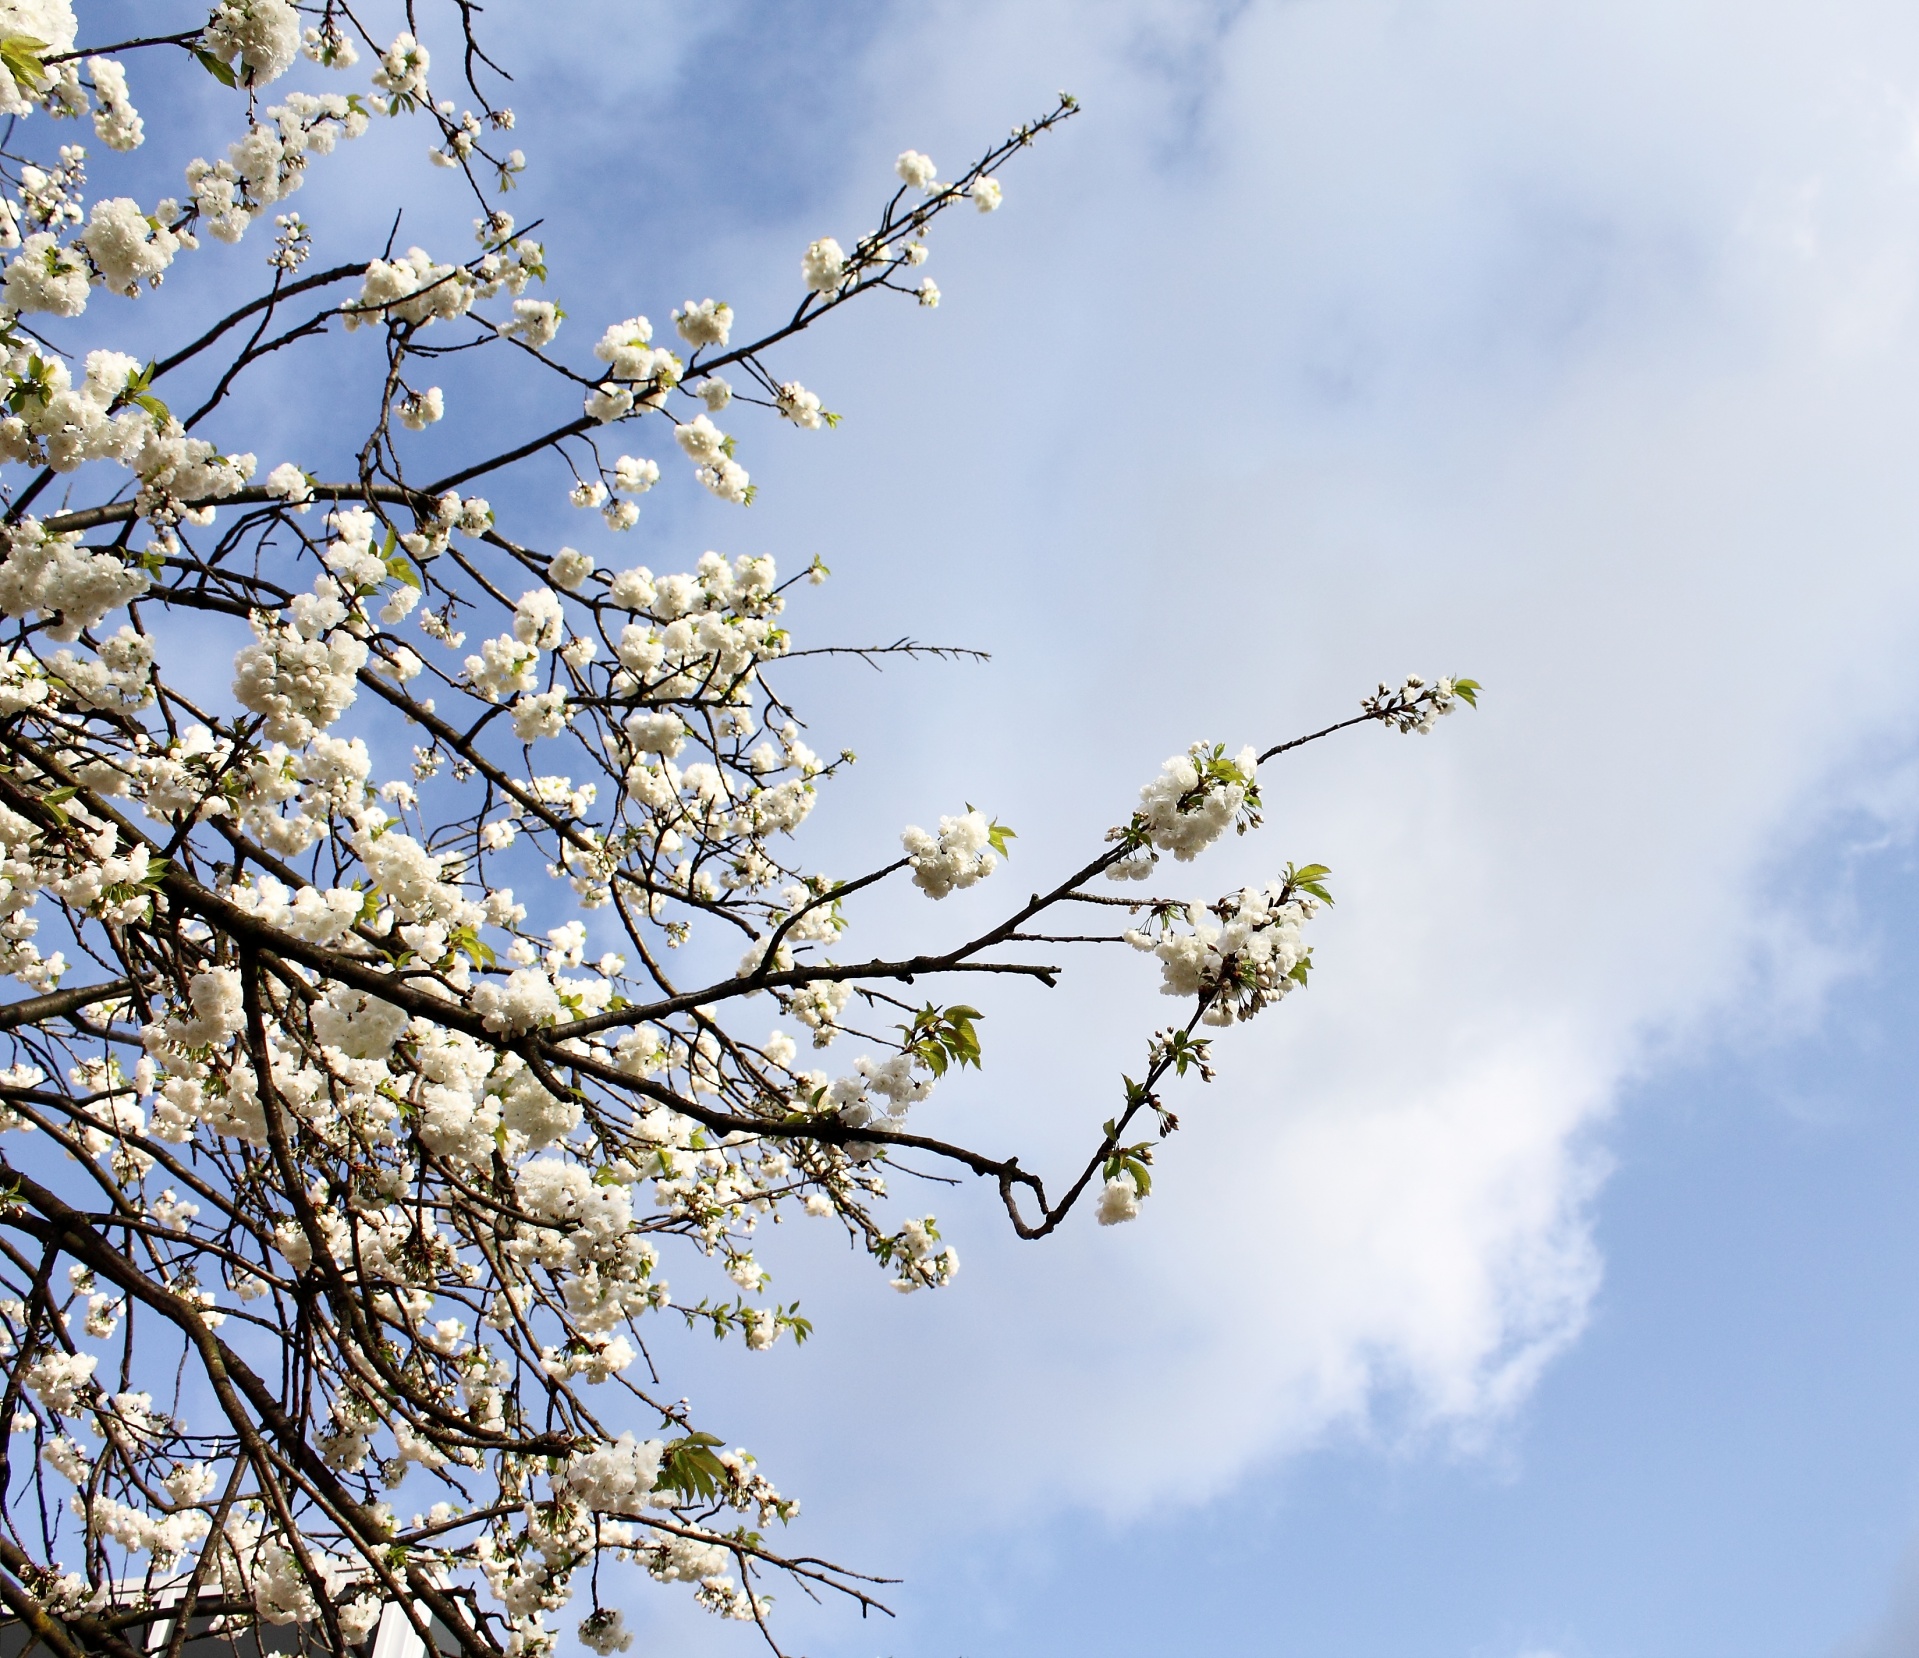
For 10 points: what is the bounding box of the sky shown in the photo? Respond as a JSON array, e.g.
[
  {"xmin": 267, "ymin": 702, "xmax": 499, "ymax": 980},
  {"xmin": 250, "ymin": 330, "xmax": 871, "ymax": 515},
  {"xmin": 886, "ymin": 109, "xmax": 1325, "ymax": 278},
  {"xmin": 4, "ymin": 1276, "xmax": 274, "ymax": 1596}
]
[{"xmin": 71, "ymin": 1, "xmax": 1919, "ymax": 1653}]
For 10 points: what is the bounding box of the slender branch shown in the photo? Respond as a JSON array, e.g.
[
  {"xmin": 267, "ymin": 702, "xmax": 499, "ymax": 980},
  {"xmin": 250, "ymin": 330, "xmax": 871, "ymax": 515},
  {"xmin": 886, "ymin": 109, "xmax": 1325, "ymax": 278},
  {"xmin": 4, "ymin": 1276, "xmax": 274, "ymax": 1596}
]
[{"xmin": 150, "ymin": 265, "xmax": 367, "ymax": 382}]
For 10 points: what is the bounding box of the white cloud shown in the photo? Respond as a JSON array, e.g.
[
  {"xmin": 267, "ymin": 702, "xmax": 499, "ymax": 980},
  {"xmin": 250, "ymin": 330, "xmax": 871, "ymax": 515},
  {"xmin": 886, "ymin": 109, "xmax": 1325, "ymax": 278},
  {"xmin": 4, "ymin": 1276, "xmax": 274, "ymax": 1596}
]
[{"xmin": 517, "ymin": 0, "xmax": 1919, "ymax": 1555}]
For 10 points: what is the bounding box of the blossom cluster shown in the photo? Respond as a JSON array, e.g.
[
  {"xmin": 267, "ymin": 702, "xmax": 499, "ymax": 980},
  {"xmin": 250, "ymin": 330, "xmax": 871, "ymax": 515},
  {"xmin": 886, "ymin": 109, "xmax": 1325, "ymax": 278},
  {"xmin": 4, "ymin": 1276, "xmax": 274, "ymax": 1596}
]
[
  {"xmin": 1106, "ymin": 742, "xmax": 1262, "ymax": 879},
  {"xmin": 1126, "ymin": 880, "xmax": 1322, "ymax": 1026},
  {"xmin": 902, "ymin": 809, "xmax": 1003, "ymax": 897}
]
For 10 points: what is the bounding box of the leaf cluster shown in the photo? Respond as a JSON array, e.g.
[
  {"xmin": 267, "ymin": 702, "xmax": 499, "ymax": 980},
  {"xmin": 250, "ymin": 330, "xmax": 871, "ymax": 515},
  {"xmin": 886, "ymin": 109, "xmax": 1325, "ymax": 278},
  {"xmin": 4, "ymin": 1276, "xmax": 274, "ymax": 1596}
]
[{"xmin": 898, "ymin": 1003, "xmax": 983, "ymax": 1077}]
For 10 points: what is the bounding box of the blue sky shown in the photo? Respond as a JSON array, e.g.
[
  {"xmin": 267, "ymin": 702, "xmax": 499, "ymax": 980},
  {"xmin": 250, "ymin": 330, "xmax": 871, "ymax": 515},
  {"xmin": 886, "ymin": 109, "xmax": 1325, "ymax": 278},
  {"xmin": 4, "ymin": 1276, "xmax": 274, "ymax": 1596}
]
[{"xmin": 73, "ymin": 0, "xmax": 1919, "ymax": 1651}]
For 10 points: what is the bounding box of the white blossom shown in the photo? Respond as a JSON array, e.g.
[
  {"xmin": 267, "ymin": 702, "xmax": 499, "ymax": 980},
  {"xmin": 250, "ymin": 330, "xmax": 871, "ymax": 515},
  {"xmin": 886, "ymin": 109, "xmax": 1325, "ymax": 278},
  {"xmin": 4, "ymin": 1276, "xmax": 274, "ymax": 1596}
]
[
  {"xmin": 5, "ymin": 233, "xmax": 90, "ymax": 316},
  {"xmin": 902, "ymin": 810, "xmax": 999, "ymax": 898},
  {"xmin": 579, "ymin": 1609, "xmax": 634, "ymax": 1655},
  {"xmin": 472, "ymin": 968, "xmax": 564, "ymax": 1035},
  {"xmin": 232, "ymin": 617, "xmax": 367, "ymax": 744},
  {"xmin": 775, "ymin": 382, "xmax": 825, "ymax": 429},
  {"xmin": 201, "ymin": 0, "xmax": 302, "ymax": 87},
  {"xmin": 613, "ymin": 455, "xmax": 658, "ymax": 494},
  {"xmin": 673, "ymin": 297, "xmax": 732, "ymax": 347},
  {"xmin": 263, "ymin": 461, "xmax": 313, "ymax": 508},
  {"xmin": 801, "ymin": 236, "xmax": 846, "ymax": 293},
  {"xmin": 397, "ymin": 385, "xmax": 444, "ymax": 428},
  {"xmin": 371, "ymin": 32, "xmax": 430, "ymax": 109},
  {"xmin": 674, "ymin": 414, "xmax": 726, "ymax": 464},
  {"xmin": 548, "ymin": 547, "xmax": 593, "ymax": 591},
  {"xmin": 88, "ymin": 58, "xmax": 143, "ymax": 152},
  {"xmin": 895, "ymin": 149, "xmax": 938, "ymax": 188},
  {"xmin": 23, "ymin": 1351, "xmax": 95, "ymax": 1414},
  {"xmin": 1096, "ymin": 1172, "xmax": 1141, "ymax": 1225},
  {"xmin": 513, "ymin": 586, "xmax": 565, "ymax": 648},
  {"xmin": 505, "ymin": 297, "xmax": 562, "ymax": 347}
]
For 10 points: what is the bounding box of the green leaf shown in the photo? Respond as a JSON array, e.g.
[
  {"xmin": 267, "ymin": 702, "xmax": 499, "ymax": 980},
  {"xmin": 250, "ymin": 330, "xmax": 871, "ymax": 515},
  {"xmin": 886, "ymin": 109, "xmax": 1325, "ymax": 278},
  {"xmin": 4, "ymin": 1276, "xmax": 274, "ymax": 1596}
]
[
  {"xmin": 0, "ymin": 35, "xmax": 48, "ymax": 92},
  {"xmin": 447, "ymin": 924, "xmax": 494, "ymax": 967},
  {"xmin": 1283, "ymin": 862, "xmax": 1334, "ymax": 906},
  {"xmin": 385, "ymin": 549, "xmax": 423, "ymax": 590},
  {"xmin": 5, "ymin": 353, "xmax": 56, "ymax": 416},
  {"xmin": 1450, "ymin": 676, "xmax": 1482, "ymax": 708},
  {"xmin": 657, "ymin": 1433, "xmax": 729, "ymax": 1501},
  {"xmin": 899, "ymin": 1002, "xmax": 984, "ymax": 1076},
  {"xmin": 193, "ymin": 48, "xmax": 238, "ymax": 88},
  {"xmin": 1201, "ymin": 747, "xmax": 1250, "ymax": 787},
  {"xmin": 1101, "ymin": 1144, "xmax": 1155, "ymax": 1195}
]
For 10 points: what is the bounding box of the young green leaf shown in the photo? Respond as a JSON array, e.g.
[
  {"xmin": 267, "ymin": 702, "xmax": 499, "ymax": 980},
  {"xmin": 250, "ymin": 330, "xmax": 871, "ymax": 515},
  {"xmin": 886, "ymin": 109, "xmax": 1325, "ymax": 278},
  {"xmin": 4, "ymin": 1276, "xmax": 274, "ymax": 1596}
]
[
  {"xmin": 657, "ymin": 1433, "xmax": 729, "ymax": 1501},
  {"xmin": 899, "ymin": 1002, "xmax": 984, "ymax": 1076},
  {"xmin": 0, "ymin": 36, "xmax": 49, "ymax": 93},
  {"xmin": 1283, "ymin": 862, "xmax": 1335, "ymax": 906},
  {"xmin": 193, "ymin": 48, "xmax": 239, "ymax": 88}
]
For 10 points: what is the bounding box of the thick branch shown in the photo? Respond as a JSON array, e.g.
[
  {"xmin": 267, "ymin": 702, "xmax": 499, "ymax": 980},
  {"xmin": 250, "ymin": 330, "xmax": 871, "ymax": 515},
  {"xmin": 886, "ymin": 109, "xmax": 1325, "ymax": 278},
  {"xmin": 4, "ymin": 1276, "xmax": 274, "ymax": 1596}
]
[{"xmin": 0, "ymin": 978, "xmax": 131, "ymax": 1032}]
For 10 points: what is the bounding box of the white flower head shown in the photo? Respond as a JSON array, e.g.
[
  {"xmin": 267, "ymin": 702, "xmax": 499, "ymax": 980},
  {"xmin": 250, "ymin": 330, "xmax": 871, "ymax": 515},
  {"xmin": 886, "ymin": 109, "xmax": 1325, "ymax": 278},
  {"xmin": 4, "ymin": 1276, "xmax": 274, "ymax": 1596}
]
[
  {"xmin": 547, "ymin": 547, "xmax": 593, "ymax": 592},
  {"xmin": 673, "ymin": 297, "xmax": 732, "ymax": 347},
  {"xmin": 1096, "ymin": 1171, "xmax": 1141, "ymax": 1226},
  {"xmin": 801, "ymin": 236, "xmax": 845, "ymax": 294},
  {"xmin": 675, "ymin": 414, "xmax": 726, "ymax": 464},
  {"xmin": 263, "ymin": 462, "xmax": 313, "ymax": 510},
  {"xmin": 201, "ymin": 0, "xmax": 302, "ymax": 87}
]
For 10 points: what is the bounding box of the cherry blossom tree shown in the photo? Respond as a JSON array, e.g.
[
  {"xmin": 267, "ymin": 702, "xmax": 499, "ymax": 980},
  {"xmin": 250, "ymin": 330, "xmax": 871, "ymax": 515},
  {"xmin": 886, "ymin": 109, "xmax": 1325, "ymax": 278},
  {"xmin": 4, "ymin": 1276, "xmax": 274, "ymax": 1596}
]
[{"xmin": 0, "ymin": 4, "xmax": 1477, "ymax": 1654}]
